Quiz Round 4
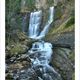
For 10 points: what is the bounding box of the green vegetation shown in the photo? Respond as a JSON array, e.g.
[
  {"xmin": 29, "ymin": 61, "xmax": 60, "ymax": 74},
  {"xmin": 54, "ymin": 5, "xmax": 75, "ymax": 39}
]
[
  {"xmin": 47, "ymin": 0, "xmax": 54, "ymax": 6},
  {"xmin": 72, "ymin": 73, "xmax": 75, "ymax": 80},
  {"xmin": 26, "ymin": 0, "xmax": 35, "ymax": 10},
  {"xmin": 9, "ymin": 42, "xmax": 27, "ymax": 55},
  {"xmin": 21, "ymin": 0, "xmax": 36, "ymax": 12},
  {"xmin": 65, "ymin": 16, "xmax": 74, "ymax": 28},
  {"xmin": 54, "ymin": 2, "xmax": 63, "ymax": 20},
  {"xmin": 46, "ymin": 16, "xmax": 74, "ymax": 37}
]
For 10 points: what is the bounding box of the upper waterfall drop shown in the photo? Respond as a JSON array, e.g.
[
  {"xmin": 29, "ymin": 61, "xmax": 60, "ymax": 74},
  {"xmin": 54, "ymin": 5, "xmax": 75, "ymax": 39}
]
[
  {"xmin": 36, "ymin": 7, "xmax": 54, "ymax": 39},
  {"xmin": 28, "ymin": 6, "xmax": 54, "ymax": 39},
  {"xmin": 49, "ymin": 7, "xmax": 54, "ymax": 23},
  {"xmin": 28, "ymin": 10, "xmax": 42, "ymax": 38}
]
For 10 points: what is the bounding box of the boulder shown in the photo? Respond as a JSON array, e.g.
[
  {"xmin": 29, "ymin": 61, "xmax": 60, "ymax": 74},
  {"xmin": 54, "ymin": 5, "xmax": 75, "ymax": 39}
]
[{"xmin": 51, "ymin": 47, "xmax": 74, "ymax": 80}]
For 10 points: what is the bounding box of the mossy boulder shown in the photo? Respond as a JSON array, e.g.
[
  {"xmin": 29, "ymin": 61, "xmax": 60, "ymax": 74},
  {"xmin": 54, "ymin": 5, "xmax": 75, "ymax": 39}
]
[
  {"xmin": 16, "ymin": 31, "xmax": 27, "ymax": 41},
  {"xmin": 51, "ymin": 47, "xmax": 74, "ymax": 80},
  {"xmin": 44, "ymin": 16, "xmax": 74, "ymax": 49},
  {"xmin": 6, "ymin": 31, "xmax": 33, "ymax": 58},
  {"xmin": 10, "ymin": 43, "xmax": 28, "ymax": 55}
]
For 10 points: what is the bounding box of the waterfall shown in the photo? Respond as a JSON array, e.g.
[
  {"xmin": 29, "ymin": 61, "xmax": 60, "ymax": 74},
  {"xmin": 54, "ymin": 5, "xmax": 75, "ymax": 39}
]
[
  {"xmin": 28, "ymin": 7, "xmax": 54, "ymax": 39},
  {"xmin": 28, "ymin": 10, "xmax": 42, "ymax": 38},
  {"xmin": 27, "ymin": 40, "xmax": 61, "ymax": 80},
  {"xmin": 27, "ymin": 6, "xmax": 61, "ymax": 80},
  {"xmin": 39, "ymin": 7, "xmax": 54, "ymax": 37},
  {"xmin": 28, "ymin": 41, "xmax": 53, "ymax": 65}
]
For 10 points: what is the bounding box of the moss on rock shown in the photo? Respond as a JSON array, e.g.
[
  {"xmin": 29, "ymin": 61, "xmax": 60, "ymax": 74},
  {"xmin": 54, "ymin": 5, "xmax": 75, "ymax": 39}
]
[
  {"xmin": 72, "ymin": 72, "xmax": 75, "ymax": 80},
  {"xmin": 6, "ymin": 31, "xmax": 33, "ymax": 58},
  {"xmin": 51, "ymin": 47, "xmax": 74, "ymax": 80},
  {"xmin": 10, "ymin": 43, "xmax": 28, "ymax": 55}
]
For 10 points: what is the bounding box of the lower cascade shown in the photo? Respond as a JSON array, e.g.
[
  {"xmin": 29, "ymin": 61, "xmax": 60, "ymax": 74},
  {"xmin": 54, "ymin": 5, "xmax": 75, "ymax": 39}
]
[
  {"xmin": 24, "ymin": 6, "xmax": 62, "ymax": 80},
  {"xmin": 10, "ymin": 6, "xmax": 62, "ymax": 80},
  {"xmin": 27, "ymin": 41, "xmax": 61, "ymax": 80}
]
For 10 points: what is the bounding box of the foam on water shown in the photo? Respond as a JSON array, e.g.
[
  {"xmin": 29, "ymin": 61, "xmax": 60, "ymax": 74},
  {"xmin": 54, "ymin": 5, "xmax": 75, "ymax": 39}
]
[
  {"xmin": 37, "ymin": 7, "xmax": 54, "ymax": 39},
  {"xmin": 28, "ymin": 7, "xmax": 54, "ymax": 39},
  {"xmin": 28, "ymin": 10, "xmax": 42, "ymax": 38},
  {"xmin": 27, "ymin": 6, "xmax": 61, "ymax": 80},
  {"xmin": 28, "ymin": 41, "xmax": 53, "ymax": 65}
]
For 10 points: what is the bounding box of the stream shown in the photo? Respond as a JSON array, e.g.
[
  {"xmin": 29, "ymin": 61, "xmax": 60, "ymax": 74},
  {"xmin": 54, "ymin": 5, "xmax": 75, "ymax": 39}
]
[
  {"xmin": 25, "ymin": 7, "xmax": 61, "ymax": 80},
  {"xmin": 7, "ymin": 6, "xmax": 62, "ymax": 80}
]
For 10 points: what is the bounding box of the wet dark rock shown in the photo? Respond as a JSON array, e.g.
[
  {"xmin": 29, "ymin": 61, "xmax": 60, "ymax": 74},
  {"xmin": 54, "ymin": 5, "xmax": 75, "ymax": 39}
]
[
  {"xmin": 8, "ymin": 65, "xmax": 62, "ymax": 80},
  {"xmin": 6, "ymin": 56, "xmax": 32, "ymax": 80},
  {"xmin": 45, "ymin": 31, "xmax": 74, "ymax": 49},
  {"xmin": 51, "ymin": 47, "xmax": 74, "ymax": 80},
  {"xmin": 33, "ymin": 65, "xmax": 62, "ymax": 80}
]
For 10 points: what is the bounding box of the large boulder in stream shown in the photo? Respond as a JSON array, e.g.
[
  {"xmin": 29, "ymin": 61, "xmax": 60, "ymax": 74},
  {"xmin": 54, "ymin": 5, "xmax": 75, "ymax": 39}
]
[{"xmin": 51, "ymin": 47, "xmax": 74, "ymax": 80}]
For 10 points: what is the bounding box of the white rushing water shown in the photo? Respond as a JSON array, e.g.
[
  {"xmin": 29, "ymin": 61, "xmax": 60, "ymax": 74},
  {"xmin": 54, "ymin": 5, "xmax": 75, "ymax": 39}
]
[
  {"xmin": 28, "ymin": 7, "xmax": 54, "ymax": 39},
  {"xmin": 28, "ymin": 40, "xmax": 60, "ymax": 80},
  {"xmin": 36, "ymin": 7, "xmax": 54, "ymax": 39},
  {"xmin": 28, "ymin": 10, "xmax": 42, "ymax": 38},
  {"xmin": 27, "ymin": 7, "xmax": 61, "ymax": 80},
  {"xmin": 28, "ymin": 41, "xmax": 53, "ymax": 65}
]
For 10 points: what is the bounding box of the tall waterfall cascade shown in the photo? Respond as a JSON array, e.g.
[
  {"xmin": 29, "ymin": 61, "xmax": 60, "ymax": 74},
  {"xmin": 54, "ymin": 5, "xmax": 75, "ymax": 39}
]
[
  {"xmin": 28, "ymin": 7, "xmax": 54, "ymax": 39},
  {"xmin": 28, "ymin": 10, "xmax": 42, "ymax": 39},
  {"xmin": 27, "ymin": 6, "xmax": 61, "ymax": 80}
]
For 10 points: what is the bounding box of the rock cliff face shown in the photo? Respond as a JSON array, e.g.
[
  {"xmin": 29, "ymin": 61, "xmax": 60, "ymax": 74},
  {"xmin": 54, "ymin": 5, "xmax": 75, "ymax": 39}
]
[
  {"xmin": 51, "ymin": 47, "xmax": 74, "ymax": 80},
  {"xmin": 44, "ymin": 1, "xmax": 75, "ymax": 79},
  {"xmin": 6, "ymin": 0, "xmax": 74, "ymax": 80}
]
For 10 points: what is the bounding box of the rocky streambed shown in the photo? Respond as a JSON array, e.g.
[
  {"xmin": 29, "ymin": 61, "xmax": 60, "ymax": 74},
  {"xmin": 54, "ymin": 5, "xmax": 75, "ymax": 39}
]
[{"xmin": 6, "ymin": 31, "xmax": 74, "ymax": 80}]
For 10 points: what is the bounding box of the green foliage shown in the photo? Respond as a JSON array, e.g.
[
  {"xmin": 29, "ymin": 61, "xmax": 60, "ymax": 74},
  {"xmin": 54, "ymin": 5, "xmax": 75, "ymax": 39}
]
[
  {"xmin": 53, "ymin": 17, "xmax": 74, "ymax": 33},
  {"xmin": 72, "ymin": 73, "xmax": 75, "ymax": 80},
  {"xmin": 47, "ymin": 0, "xmax": 54, "ymax": 6},
  {"xmin": 26, "ymin": 0, "xmax": 35, "ymax": 9},
  {"xmin": 21, "ymin": 0, "xmax": 36, "ymax": 12},
  {"xmin": 10, "ymin": 43, "xmax": 25, "ymax": 55},
  {"xmin": 6, "ymin": 0, "xmax": 35, "ymax": 32},
  {"xmin": 54, "ymin": 3, "xmax": 63, "ymax": 20},
  {"xmin": 6, "ymin": 0, "xmax": 22, "ymax": 30},
  {"xmin": 6, "ymin": 0, "xmax": 23, "ymax": 44},
  {"xmin": 65, "ymin": 16, "xmax": 74, "ymax": 28}
]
